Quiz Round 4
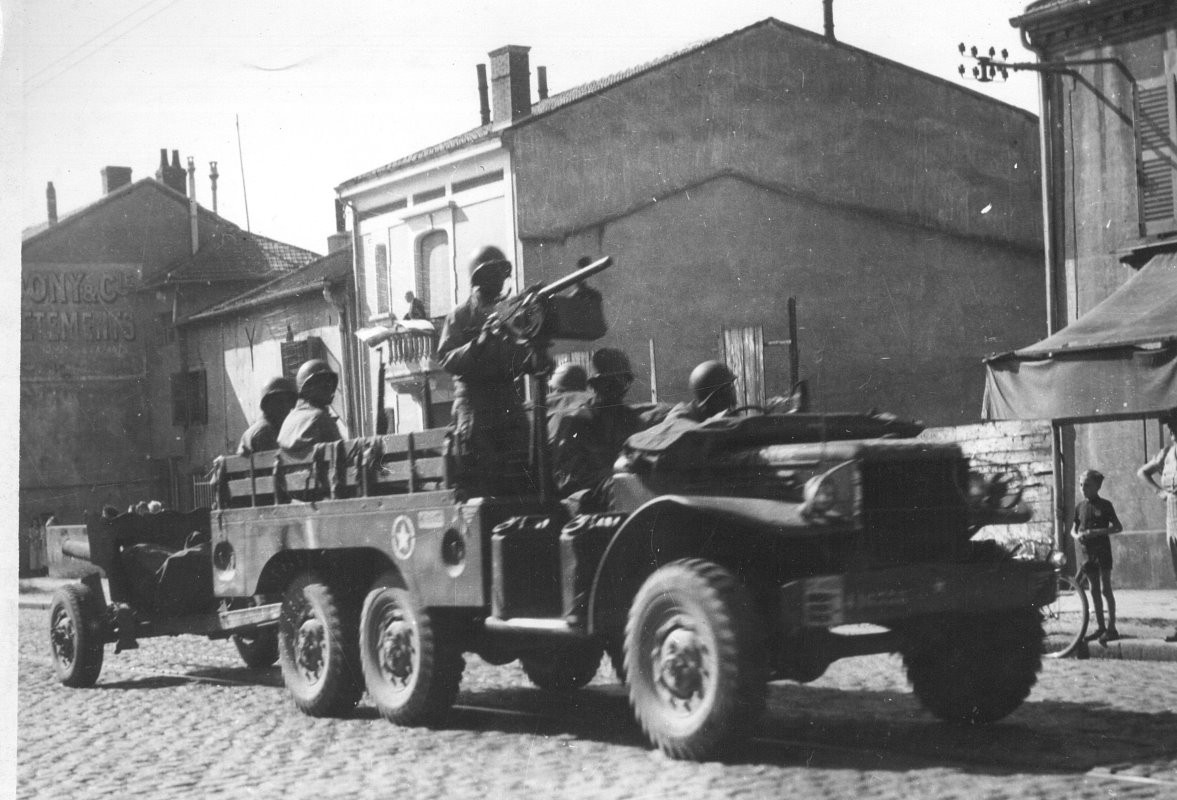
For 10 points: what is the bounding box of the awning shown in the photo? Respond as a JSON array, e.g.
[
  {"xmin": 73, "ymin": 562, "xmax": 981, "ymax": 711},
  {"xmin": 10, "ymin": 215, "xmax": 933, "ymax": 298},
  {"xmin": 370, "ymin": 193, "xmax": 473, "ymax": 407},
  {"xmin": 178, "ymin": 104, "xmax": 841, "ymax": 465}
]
[{"xmin": 983, "ymin": 251, "xmax": 1177, "ymax": 421}]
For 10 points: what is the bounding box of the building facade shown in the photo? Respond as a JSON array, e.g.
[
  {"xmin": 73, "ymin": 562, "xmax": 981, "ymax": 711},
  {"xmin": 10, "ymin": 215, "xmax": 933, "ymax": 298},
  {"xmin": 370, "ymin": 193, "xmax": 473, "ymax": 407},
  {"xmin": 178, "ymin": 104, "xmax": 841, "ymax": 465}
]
[
  {"xmin": 20, "ymin": 152, "xmax": 318, "ymax": 569},
  {"xmin": 338, "ymin": 18, "xmax": 1045, "ymax": 439},
  {"xmin": 1009, "ymin": 0, "xmax": 1177, "ymax": 587}
]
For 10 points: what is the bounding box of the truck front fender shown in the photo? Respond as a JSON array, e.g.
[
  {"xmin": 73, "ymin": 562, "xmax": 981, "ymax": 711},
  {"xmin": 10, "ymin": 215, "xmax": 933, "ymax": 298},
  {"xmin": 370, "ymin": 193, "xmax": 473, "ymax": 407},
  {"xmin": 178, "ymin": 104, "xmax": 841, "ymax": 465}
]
[{"xmin": 586, "ymin": 495, "xmax": 831, "ymax": 638}]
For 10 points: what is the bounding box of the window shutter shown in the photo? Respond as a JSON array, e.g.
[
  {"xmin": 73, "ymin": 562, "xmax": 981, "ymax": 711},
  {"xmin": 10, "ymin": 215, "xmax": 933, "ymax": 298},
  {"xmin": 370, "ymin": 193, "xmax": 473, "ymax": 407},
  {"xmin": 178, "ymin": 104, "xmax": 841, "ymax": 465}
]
[
  {"xmin": 281, "ymin": 337, "xmax": 325, "ymax": 378},
  {"xmin": 1136, "ymin": 54, "xmax": 1177, "ymax": 235},
  {"xmin": 374, "ymin": 243, "xmax": 390, "ymax": 315},
  {"xmin": 187, "ymin": 370, "xmax": 208, "ymax": 425},
  {"xmin": 171, "ymin": 372, "xmax": 187, "ymax": 425}
]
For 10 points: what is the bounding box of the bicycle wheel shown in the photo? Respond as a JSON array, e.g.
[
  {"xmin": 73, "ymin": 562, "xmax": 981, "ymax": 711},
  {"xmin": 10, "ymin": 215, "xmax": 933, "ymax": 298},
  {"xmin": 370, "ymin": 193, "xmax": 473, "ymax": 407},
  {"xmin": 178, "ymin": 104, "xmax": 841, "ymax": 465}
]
[{"xmin": 1040, "ymin": 573, "xmax": 1088, "ymax": 658}]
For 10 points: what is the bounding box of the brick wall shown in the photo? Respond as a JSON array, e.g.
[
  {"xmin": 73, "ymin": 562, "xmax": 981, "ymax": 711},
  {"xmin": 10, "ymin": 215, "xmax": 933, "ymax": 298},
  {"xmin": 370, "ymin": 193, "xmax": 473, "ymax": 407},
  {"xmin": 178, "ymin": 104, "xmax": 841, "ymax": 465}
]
[{"xmin": 920, "ymin": 420, "xmax": 1054, "ymax": 547}]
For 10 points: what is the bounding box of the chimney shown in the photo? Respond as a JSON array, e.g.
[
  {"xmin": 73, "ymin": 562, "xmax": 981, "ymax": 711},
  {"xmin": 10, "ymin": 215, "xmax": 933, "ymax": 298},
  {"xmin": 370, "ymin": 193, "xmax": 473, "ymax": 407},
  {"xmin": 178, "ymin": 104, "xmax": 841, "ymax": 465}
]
[
  {"xmin": 537, "ymin": 66, "xmax": 548, "ymax": 101},
  {"xmin": 488, "ymin": 45, "xmax": 531, "ymax": 123},
  {"xmin": 823, "ymin": 0, "xmax": 836, "ymax": 41},
  {"xmin": 186, "ymin": 156, "xmax": 198, "ymax": 255},
  {"xmin": 101, "ymin": 166, "xmax": 133, "ymax": 194},
  {"xmin": 46, "ymin": 182, "xmax": 57, "ymax": 225},
  {"xmin": 155, "ymin": 147, "xmax": 186, "ymax": 194},
  {"xmin": 328, "ymin": 199, "xmax": 350, "ymax": 252},
  {"xmin": 209, "ymin": 161, "xmax": 219, "ymax": 213},
  {"xmin": 476, "ymin": 64, "xmax": 491, "ymax": 126}
]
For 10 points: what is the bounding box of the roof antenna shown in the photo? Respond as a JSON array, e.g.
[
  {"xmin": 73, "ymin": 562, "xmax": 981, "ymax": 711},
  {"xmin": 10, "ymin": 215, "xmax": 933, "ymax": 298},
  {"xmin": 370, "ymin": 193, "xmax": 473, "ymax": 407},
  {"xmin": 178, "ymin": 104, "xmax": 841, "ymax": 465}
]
[{"xmin": 236, "ymin": 114, "xmax": 252, "ymax": 232}]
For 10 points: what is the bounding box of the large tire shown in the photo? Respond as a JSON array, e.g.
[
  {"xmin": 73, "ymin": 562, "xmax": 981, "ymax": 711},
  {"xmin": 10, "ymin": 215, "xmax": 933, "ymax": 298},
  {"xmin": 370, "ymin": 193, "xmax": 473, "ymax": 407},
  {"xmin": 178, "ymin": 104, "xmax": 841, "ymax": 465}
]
[
  {"xmin": 278, "ymin": 572, "xmax": 362, "ymax": 717},
  {"xmin": 624, "ymin": 559, "xmax": 767, "ymax": 761},
  {"xmin": 232, "ymin": 627, "xmax": 279, "ymax": 669},
  {"xmin": 520, "ymin": 641, "xmax": 603, "ymax": 692},
  {"xmin": 359, "ymin": 573, "xmax": 464, "ymax": 727},
  {"xmin": 48, "ymin": 584, "xmax": 106, "ymax": 688},
  {"xmin": 902, "ymin": 608, "xmax": 1043, "ymax": 725}
]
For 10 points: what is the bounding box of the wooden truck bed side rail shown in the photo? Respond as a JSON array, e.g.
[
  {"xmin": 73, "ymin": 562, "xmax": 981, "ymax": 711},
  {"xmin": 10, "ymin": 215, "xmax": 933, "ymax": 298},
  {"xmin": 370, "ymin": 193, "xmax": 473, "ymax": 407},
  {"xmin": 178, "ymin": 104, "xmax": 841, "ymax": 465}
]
[{"xmin": 213, "ymin": 429, "xmax": 450, "ymax": 509}]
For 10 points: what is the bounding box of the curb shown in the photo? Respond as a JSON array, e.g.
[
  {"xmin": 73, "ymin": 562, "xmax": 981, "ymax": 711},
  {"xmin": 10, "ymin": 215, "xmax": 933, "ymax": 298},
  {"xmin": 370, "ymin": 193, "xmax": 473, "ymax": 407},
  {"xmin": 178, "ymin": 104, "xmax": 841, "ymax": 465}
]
[{"xmin": 1076, "ymin": 638, "xmax": 1177, "ymax": 663}]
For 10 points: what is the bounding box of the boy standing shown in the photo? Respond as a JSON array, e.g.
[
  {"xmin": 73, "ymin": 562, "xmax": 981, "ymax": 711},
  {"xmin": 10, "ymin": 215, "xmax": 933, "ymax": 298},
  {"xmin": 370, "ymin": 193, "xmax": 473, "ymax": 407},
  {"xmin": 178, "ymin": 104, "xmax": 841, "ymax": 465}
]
[{"xmin": 1072, "ymin": 469, "xmax": 1124, "ymax": 644}]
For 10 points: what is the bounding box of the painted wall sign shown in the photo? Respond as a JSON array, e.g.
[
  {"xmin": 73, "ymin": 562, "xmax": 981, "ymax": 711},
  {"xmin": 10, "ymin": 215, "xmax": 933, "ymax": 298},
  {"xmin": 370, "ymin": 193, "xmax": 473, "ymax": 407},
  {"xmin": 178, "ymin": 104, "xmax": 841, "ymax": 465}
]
[{"xmin": 21, "ymin": 264, "xmax": 142, "ymax": 379}]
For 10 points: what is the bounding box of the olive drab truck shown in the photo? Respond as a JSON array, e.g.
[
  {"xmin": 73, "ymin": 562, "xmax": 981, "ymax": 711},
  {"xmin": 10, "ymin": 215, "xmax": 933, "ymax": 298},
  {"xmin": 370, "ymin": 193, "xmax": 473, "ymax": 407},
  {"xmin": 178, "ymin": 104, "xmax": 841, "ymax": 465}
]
[{"xmin": 47, "ymin": 254, "xmax": 1056, "ymax": 762}]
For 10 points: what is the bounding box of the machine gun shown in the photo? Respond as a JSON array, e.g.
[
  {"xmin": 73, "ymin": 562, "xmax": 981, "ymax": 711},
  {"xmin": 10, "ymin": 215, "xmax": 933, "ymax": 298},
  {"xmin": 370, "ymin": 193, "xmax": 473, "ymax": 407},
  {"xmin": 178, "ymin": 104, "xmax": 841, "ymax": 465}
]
[{"xmin": 492, "ymin": 255, "xmax": 612, "ymax": 343}]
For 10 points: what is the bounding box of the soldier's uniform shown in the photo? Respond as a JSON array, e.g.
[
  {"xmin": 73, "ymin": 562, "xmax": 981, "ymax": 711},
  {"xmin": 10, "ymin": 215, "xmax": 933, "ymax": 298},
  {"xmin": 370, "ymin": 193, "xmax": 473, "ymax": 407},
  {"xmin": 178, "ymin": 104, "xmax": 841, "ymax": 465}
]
[{"xmin": 436, "ymin": 247, "xmax": 534, "ymax": 496}]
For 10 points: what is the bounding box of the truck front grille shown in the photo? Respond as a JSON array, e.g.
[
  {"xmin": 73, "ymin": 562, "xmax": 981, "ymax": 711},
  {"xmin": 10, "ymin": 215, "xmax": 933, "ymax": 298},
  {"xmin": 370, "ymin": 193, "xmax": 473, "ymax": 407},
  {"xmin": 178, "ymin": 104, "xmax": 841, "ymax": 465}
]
[{"xmin": 860, "ymin": 458, "xmax": 968, "ymax": 566}]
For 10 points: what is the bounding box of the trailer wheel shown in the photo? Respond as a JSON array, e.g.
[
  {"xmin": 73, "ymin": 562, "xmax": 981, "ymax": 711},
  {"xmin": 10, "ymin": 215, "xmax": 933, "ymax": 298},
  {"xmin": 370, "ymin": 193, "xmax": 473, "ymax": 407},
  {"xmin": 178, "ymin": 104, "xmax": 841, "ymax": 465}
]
[
  {"xmin": 232, "ymin": 628, "xmax": 279, "ymax": 669},
  {"xmin": 360, "ymin": 573, "xmax": 463, "ymax": 727},
  {"xmin": 48, "ymin": 584, "xmax": 106, "ymax": 688},
  {"xmin": 520, "ymin": 641, "xmax": 603, "ymax": 691},
  {"xmin": 902, "ymin": 608, "xmax": 1043, "ymax": 725},
  {"xmin": 624, "ymin": 559, "xmax": 767, "ymax": 761},
  {"xmin": 278, "ymin": 572, "xmax": 362, "ymax": 717}
]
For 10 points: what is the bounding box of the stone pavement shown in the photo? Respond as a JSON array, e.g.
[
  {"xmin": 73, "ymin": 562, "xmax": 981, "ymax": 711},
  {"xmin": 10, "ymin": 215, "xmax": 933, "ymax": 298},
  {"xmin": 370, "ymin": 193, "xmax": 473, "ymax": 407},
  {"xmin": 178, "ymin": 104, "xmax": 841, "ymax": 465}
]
[{"xmin": 19, "ymin": 576, "xmax": 1177, "ymax": 661}]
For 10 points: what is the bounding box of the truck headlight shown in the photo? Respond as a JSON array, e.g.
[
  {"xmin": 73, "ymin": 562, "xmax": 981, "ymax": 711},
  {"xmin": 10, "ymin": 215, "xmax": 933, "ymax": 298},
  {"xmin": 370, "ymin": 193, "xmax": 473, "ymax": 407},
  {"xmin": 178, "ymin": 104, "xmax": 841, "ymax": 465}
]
[{"xmin": 801, "ymin": 460, "xmax": 859, "ymax": 522}]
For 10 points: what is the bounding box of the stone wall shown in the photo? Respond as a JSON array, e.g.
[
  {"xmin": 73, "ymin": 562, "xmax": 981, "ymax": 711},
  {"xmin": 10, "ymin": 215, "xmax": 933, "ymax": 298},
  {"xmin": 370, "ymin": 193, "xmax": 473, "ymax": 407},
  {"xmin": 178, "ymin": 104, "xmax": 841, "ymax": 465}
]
[{"xmin": 919, "ymin": 419, "xmax": 1054, "ymax": 547}]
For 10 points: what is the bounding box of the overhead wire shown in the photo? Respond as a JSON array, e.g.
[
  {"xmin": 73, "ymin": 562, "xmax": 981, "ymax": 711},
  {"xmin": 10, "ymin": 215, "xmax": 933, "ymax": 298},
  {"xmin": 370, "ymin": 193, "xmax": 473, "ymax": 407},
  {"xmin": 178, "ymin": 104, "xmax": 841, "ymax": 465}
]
[{"xmin": 24, "ymin": 0, "xmax": 185, "ymax": 93}]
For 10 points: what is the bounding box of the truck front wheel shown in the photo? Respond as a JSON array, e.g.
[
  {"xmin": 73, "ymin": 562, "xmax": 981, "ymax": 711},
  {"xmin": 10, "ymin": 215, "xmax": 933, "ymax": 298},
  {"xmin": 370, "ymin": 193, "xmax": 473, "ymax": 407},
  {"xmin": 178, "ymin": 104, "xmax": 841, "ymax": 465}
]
[
  {"xmin": 278, "ymin": 572, "xmax": 362, "ymax": 717},
  {"xmin": 624, "ymin": 559, "xmax": 767, "ymax": 761},
  {"xmin": 902, "ymin": 608, "xmax": 1043, "ymax": 724},
  {"xmin": 360, "ymin": 573, "xmax": 464, "ymax": 727},
  {"xmin": 232, "ymin": 628, "xmax": 279, "ymax": 669},
  {"xmin": 48, "ymin": 583, "xmax": 106, "ymax": 688}
]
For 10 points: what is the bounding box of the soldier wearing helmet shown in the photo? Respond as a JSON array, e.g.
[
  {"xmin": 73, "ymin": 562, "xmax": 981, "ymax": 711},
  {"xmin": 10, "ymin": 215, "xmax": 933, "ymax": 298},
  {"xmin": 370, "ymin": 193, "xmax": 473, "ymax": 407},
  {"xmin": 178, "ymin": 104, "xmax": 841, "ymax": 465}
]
[
  {"xmin": 552, "ymin": 348, "xmax": 653, "ymax": 506},
  {"xmin": 276, "ymin": 359, "xmax": 344, "ymax": 458},
  {"xmin": 545, "ymin": 362, "xmax": 591, "ymax": 441},
  {"xmin": 436, "ymin": 245, "xmax": 537, "ymax": 495},
  {"xmin": 238, "ymin": 376, "xmax": 298, "ymax": 456},
  {"xmin": 674, "ymin": 360, "xmax": 738, "ymax": 422}
]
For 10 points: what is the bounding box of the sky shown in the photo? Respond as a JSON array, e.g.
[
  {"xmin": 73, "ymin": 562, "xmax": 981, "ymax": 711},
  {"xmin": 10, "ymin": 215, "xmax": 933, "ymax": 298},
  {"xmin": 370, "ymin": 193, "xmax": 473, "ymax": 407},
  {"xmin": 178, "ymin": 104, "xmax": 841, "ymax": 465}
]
[{"xmin": 6, "ymin": 0, "xmax": 1040, "ymax": 255}]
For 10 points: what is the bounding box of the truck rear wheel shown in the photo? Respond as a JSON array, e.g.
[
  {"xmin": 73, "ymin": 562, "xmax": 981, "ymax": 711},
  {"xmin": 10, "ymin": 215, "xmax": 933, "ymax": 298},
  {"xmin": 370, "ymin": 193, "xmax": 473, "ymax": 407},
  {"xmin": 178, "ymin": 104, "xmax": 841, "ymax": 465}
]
[
  {"xmin": 520, "ymin": 641, "xmax": 603, "ymax": 691},
  {"xmin": 278, "ymin": 572, "xmax": 362, "ymax": 717},
  {"xmin": 902, "ymin": 608, "xmax": 1043, "ymax": 724},
  {"xmin": 360, "ymin": 573, "xmax": 463, "ymax": 727},
  {"xmin": 48, "ymin": 583, "xmax": 106, "ymax": 688},
  {"xmin": 232, "ymin": 628, "xmax": 279, "ymax": 669},
  {"xmin": 624, "ymin": 559, "xmax": 767, "ymax": 761}
]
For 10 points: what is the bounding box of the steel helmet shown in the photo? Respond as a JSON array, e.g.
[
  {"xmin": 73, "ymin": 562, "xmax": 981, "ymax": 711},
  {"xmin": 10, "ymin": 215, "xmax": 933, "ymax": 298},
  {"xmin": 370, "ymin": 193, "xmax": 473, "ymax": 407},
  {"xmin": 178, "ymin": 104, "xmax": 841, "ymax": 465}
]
[
  {"xmin": 468, "ymin": 245, "xmax": 512, "ymax": 287},
  {"xmin": 587, "ymin": 348, "xmax": 633, "ymax": 384},
  {"xmin": 261, "ymin": 376, "xmax": 297, "ymax": 402},
  {"xmin": 295, "ymin": 359, "xmax": 338, "ymax": 396},
  {"xmin": 550, "ymin": 362, "xmax": 588, "ymax": 392},
  {"xmin": 688, "ymin": 360, "xmax": 736, "ymax": 402}
]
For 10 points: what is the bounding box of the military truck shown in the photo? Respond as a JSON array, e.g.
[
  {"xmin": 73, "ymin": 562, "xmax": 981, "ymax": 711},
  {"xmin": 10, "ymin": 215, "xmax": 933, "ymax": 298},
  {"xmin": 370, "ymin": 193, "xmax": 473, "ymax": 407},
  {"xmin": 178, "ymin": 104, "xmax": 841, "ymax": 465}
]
[{"xmin": 47, "ymin": 257, "xmax": 1054, "ymax": 762}]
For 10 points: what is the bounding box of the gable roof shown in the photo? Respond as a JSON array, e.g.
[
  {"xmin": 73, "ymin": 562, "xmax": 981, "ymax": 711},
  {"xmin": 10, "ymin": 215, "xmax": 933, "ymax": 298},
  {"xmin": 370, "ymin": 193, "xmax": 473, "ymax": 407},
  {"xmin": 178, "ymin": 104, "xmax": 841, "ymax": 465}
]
[
  {"xmin": 338, "ymin": 17, "xmax": 1034, "ymax": 193},
  {"xmin": 179, "ymin": 244, "xmax": 353, "ymax": 325},
  {"xmin": 23, "ymin": 176, "xmax": 319, "ymax": 285}
]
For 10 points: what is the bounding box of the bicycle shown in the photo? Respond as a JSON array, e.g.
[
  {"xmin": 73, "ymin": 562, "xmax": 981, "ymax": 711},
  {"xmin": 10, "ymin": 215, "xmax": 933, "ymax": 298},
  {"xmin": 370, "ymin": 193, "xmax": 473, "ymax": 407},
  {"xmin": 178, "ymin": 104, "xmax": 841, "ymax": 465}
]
[{"xmin": 1040, "ymin": 569, "xmax": 1089, "ymax": 659}]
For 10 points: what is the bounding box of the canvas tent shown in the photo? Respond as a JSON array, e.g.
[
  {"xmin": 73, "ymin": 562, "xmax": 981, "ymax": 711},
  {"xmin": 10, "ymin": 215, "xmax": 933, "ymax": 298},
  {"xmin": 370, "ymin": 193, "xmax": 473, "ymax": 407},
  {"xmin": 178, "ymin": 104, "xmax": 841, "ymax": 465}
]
[{"xmin": 983, "ymin": 251, "xmax": 1177, "ymax": 422}]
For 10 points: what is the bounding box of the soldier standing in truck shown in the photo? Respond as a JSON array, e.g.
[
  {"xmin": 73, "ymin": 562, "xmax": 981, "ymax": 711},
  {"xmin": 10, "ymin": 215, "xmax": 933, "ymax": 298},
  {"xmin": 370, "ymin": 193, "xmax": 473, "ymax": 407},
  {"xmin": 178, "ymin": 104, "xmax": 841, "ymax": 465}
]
[{"xmin": 436, "ymin": 245, "xmax": 539, "ymax": 496}]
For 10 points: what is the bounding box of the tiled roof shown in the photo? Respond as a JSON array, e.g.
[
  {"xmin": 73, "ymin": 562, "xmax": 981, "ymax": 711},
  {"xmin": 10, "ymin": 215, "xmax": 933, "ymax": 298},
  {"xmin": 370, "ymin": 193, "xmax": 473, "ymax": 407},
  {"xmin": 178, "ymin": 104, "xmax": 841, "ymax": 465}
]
[
  {"xmin": 163, "ymin": 229, "xmax": 321, "ymax": 284},
  {"xmin": 180, "ymin": 245, "xmax": 352, "ymax": 324}
]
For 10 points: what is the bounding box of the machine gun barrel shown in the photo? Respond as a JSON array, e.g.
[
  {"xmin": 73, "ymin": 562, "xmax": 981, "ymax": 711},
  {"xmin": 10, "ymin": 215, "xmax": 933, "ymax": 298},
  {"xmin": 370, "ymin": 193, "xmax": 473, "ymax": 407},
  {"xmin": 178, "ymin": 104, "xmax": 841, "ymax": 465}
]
[{"xmin": 535, "ymin": 256, "xmax": 612, "ymax": 299}]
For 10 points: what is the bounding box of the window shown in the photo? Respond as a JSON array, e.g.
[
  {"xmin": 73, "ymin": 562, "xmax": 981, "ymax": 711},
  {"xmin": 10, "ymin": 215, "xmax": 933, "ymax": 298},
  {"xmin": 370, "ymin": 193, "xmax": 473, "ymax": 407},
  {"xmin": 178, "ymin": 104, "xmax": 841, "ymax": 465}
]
[
  {"xmin": 415, "ymin": 230, "xmax": 451, "ymax": 317},
  {"xmin": 156, "ymin": 312, "xmax": 176, "ymax": 344},
  {"xmin": 1135, "ymin": 51, "xmax": 1177, "ymax": 235},
  {"xmin": 281, "ymin": 336, "xmax": 325, "ymax": 379},
  {"xmin": 374, "ymin": 243, "xmax": 391, "ymax": 316},
  {"xmin": 171, "ymin": 369, "xmax": 208, "ymax": 426}
]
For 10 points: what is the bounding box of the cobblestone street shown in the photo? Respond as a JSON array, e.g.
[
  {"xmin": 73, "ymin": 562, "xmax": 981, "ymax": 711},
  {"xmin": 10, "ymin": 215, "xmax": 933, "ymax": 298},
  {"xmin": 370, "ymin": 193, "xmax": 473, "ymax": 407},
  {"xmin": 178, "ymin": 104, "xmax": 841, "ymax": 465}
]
[{"xmin": 17, "ymin": 607, "xmax": 1177, "ymax": 799}]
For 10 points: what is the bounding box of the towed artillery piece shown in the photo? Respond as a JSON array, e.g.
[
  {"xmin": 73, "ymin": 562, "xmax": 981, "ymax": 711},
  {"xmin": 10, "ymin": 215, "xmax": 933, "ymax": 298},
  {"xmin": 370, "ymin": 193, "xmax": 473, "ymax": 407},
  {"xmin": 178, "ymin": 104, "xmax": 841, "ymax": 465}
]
[{"xmin": 48, "ymin": 254, "xmax": 1055, "ymax": 761}]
